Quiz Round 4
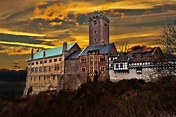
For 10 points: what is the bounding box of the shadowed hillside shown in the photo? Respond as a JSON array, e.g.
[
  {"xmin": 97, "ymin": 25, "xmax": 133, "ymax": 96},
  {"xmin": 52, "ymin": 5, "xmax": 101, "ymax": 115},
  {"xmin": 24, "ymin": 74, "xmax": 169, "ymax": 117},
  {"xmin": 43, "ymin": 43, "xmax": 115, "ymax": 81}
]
[
  {"xmin": 0, "ymin": 69, "xmax": 26, "ymax": 82},
  {"xmin": 0, "ymin": 76, "xmax": 176, "ymax": 117}
]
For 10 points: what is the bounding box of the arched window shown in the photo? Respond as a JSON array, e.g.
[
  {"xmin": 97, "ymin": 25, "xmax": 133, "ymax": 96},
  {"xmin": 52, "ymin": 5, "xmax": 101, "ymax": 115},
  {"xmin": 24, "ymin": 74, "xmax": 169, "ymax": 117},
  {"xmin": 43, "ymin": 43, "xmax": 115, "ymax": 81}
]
[
  {"xmin": 35, "ymin": 67, "xmax": 38, "ymax": 73},
  {"xmin": 44, "ymin": 66, "xmax": 47, "ymax": 72},
  {"xmin": 39, "ymin": 67, "xmax": 42, "ymax": 72}
]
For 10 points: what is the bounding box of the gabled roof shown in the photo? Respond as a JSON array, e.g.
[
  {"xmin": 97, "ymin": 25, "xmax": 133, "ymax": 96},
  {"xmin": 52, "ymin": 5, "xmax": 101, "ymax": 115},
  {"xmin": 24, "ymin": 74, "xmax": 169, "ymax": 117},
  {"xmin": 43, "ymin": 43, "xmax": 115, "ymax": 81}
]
[
  {"xmin": 29, "ymin": 43, "xmax": 76, "ymax": 61},
  {"xmin": 65, "ymin": 50, "xmax": 82, "ymax": 60},
  {"xmin": 79, "ymin": 43, "xmax": 114, "ymax": 56}
]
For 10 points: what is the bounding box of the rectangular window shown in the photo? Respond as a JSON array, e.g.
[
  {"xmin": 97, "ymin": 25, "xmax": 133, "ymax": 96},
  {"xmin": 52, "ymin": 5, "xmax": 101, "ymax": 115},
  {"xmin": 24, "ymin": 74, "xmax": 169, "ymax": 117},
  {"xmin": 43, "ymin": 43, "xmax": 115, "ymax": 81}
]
[
  {"xmin": 54, "ymin": 59, "xmax": 57, "ymax": 62},
  {"xmin": 59, "ymin": 58, "xmax": 62, "ymax": 61},
  {"xmin": 44, "ymin": 60, "xmax": 47, "ymax": 63},
  {"xmin": 101, "ymin": 66, "xmax": 105, "ymax": 71},
  {"xmin": 40, "ymin": 61, "xmax": 43, "ymax": 64},
  {"xmin": 100, "ymin": 57, "xmax": 105, "ymax": 61},
  {"xmin": 32, "ymin": 62, "xmax": 34, "ymax": 65},
  {"xmin": 36, "ymin": 62, "xmax": 38, "ymax": 65},
  {"xmin": 120, "ymin": 63, "xmax": 123, "ymax": 68},
  {"xmin": 49, "ymin": 59, "xmax": 52, "ymax": 63},
  {"xmin": 82, "ymin": 66, "xmax": 85, "ymax": 72},
  {"xmin": 90, "ymin": 67, "xmax": 93, "ymax": 72},
  {"xmin": 82, "ymin": 59, "xmax": 86, "ymax": 63},
  {"xmin": 54, "ymin": 64, "xmax": 59, "ymax": 71},
  {"xmin": 116, "ymin": 64, "xmax": 119, "ymax": 68},
  {"xmin": 48, "ymin": 66, "xmax": 51, "ymax": 71},
  {"xmin": 71, "ymin": 61, "xmax": 75, "ymax": 67}
]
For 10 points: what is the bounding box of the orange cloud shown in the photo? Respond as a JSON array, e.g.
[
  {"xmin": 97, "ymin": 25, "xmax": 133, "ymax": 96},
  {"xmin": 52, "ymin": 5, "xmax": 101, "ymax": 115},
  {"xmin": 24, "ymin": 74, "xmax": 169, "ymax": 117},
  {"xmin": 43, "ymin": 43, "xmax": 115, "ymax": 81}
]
[
  {"xmin": 0, "ymin": 41, "xmax": 56, "ymax": 49},
  {"xmin": 0, "ymin": 47, "xmax": 31, "ymax": 55},
  {"xmin": 0, "ymin": 28, "xmax": 45, "ymax": 37},
  {"xmin": 49, "ymin": 22, "xmax": 62, "ymax": 26}
]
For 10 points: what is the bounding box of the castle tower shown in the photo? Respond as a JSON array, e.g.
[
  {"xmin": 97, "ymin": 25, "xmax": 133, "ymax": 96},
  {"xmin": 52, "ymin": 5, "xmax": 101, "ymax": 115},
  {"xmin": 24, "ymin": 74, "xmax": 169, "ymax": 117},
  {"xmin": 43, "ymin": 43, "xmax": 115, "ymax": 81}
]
[{"xmin": 89, "ymin": 13, "xmax": 109, "ymax": 45}]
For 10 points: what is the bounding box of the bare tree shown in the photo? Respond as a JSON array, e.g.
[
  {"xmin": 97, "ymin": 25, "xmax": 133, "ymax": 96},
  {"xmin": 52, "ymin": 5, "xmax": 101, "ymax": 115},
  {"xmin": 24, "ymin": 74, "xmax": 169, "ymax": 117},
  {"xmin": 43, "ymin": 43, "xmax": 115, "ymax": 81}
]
[
  {"xmin": 118, "ymin": 42, "xmax": 130, "ymax": 53},
  {"xmin": 160, "ymin": 22, "xmax": 176, "ymax": 53}
]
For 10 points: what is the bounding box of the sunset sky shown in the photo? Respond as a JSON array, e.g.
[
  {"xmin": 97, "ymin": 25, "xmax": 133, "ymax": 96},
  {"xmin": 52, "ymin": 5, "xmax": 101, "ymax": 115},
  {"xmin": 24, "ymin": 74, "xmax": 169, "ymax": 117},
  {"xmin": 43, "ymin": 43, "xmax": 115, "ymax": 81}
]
[{"xmin": 0, "ymin": 0, "xmax": 176, "ymax": 70}]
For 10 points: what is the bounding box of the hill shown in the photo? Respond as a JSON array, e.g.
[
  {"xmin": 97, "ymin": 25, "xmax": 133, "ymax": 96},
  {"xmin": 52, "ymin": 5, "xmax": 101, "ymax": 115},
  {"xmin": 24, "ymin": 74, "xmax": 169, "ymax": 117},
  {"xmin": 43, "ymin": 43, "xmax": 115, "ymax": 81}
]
[
  {"xmin": 0, "ymin": 76, "xmax": 176, "ymax": 117},
  {"xmin": 0, "ymin": 69, "xmax": 26, "ymax": 82}
]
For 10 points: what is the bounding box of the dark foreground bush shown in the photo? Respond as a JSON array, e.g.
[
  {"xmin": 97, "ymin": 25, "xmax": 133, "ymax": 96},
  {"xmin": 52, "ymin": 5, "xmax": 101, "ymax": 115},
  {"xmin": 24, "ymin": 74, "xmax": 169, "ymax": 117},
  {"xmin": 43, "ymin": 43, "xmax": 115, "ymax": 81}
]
[{"xmin": 1, "ymin": 77, "xmax": 176, "ymax": 117}]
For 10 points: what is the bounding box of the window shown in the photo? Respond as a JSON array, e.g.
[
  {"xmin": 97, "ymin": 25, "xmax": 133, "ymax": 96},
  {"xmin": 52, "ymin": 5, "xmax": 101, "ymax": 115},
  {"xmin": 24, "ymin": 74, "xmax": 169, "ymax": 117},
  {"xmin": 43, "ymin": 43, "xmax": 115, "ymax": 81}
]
[
  {"xmin": 101, "ymin": 66, "xmax": 105, "ymax": 71},
  {"xmin": 116, "ymin": 64, "xmax": 119, "ymax": 68},
  {"xmin": 48, "ymin": 66, "xmax": 51, "ymax": 71},
  {"xmin": 94, "ymin": 22, "xmax": 97, "ymax": 26},
  {"xmin": 90, "ymin": 58, "xmax": 93, "ymax": 61},
  {"xmin": 49, "ymin": 59, "xmax": 52, "ymax": 63},
  {"xmin": 54, "ymin": 59, "xmax": 57, "ymax": 62},
  {"xmin": 32, "ymin": 62, "xmax": 34, "ymax": 65},
  {"xmin": 120, "ymin": 63, "xmax": 123, "ymax": 68},
  {"xmin": 28, "ymin": 63, "xmax": 30, "ymax": 65},
  {"xmin": 54, "ymin": 64, "xmax": 59, "ymax": 71},
  {"xmin": 90, "ymin": 67, "xmax": 93, "ymax": 72},
  {"xmin": 35, "ymin": 67, "xmax": 38, "ymax": 73},
  {"xmin": 59, "ymin": 58, "xmax": 62, "ymax": 61},
  {"xmin": 36, "ymin": 62, "xmax": 38, "ymax": 65},
  {"xmin": 95, "ymin": 38, "xmax": 97, "ymax": 42},
  {"xmin": 44, "ymin": 60, "xmax": 47, "ymax": 63},
  {"xmin": 44, "ymin": 66, "xmax": 47, "ymax": 72},
  {"xmin": 94, "ymin": 30, "xmax": 97, "ymax": 33},
  {"xmin": 82, "ymin": 66, "xmax": 85, "ymax": 72},
  {"xmin": 94, "ymin": 58, "xmax": 97, "ymax": 61},
  {"xmin": 40, "ymin": 61, "xmax": 43, "ymax": 64},
  {"xmin": 104, "ymin": 23, "xmax": 107, "ymax": 27},
  {"xmin": 39, "ymin": 76, "xmax": 40, "ymax": 81},
  {"xmin": 39, "ymin": 67, "xmax": 42, "ymax": 72},
  {"xmin": 71, "ymin": 61, "xmax": 75, "ymax": 67},
  {"xmin": 110, "ymin": 64, "xmax": 113, "ymax": 67},
  {"xmin": 100, "ymin": 57, "xmax": 105, "ymax": 61},
  {"xmin": 31, "ymin": 68, "xmax": 34, "ymax": 72},
  {"xmin": 82, "ymin": 59, "xmax": 86, "ymax": 63}
]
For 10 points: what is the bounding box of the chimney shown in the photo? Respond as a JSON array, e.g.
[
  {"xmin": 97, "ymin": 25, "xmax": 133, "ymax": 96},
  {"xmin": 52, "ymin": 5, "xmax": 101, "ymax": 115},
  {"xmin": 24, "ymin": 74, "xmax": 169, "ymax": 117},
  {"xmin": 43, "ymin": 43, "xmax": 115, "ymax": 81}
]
[
  {"xmin": 43, "ymin": 51, "xmax": 46, "ymax": 57},
  {"xmin": 63, "ymin": 42, "xmax": 67, "ymax": 52},
  {"xmin": 31, "ymin": 48, "xmax": 34, "ymax": 59}
]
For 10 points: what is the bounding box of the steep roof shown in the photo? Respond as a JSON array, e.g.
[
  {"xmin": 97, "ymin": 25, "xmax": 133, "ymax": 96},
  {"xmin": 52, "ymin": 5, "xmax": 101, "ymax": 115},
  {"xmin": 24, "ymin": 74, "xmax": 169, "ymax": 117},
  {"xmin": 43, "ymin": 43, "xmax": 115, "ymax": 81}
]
[
  {"xmin": 79, "ymin": 43, "xmax": 114, "ymax": 56},
  {"xmin": 65, "ymin": 50, "xmax": 82, "ymax": 60},
  {"xmin": 29, "ymin": 43, "xmax": 76, "ymax": 61}
]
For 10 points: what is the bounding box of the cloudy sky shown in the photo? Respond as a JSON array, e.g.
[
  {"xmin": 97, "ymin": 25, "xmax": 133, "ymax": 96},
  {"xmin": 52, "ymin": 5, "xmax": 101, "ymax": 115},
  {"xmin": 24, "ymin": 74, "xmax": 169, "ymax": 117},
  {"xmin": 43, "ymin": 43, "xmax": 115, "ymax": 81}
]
[{"xmin": 0, "ymin": 0, "xmax": 176, "ymax": 70}]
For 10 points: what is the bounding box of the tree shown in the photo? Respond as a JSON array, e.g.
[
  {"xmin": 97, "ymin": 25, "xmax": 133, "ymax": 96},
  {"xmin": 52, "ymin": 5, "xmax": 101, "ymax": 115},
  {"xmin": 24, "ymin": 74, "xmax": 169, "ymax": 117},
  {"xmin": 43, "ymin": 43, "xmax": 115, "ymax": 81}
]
[
  {"xmin": 160, "ymin": 22, "xmax": 176, "ymax": 53},
  {"xmin": 118, "ymin": 42, "xmax": 130, "ymax": 53}
]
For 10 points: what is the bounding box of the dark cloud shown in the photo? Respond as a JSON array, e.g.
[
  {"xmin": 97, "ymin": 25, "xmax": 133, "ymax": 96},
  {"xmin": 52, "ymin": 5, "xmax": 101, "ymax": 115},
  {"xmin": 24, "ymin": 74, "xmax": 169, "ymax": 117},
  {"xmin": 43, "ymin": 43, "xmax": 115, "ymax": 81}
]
[{"xmin": 0, "ymin": 33, "xmax": 43, "ymax": 44}]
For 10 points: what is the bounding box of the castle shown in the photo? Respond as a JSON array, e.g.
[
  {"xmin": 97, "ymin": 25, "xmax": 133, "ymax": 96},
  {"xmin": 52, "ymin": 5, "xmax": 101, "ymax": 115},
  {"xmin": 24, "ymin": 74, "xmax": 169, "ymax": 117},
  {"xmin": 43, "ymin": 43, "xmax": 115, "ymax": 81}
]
[{"xmin": 23, "ymin": 14, "xmax": 176, "ymax": 96}]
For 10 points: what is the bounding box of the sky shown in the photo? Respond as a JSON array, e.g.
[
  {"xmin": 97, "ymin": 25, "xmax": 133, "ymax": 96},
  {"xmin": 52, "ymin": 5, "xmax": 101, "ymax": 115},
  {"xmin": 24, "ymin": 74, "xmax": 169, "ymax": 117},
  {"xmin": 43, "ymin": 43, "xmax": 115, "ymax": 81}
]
[{"xmin": 0, "ymin": 0, "xmax": 176, "ymax": 70}]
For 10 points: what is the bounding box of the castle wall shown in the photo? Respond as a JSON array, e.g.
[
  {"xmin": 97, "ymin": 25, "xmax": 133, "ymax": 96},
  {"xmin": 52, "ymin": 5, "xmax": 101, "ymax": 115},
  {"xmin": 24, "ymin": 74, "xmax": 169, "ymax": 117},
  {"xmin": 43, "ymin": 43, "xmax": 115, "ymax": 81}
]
[
  {"xmin": 24, "ymin": 55, "xmax": 64, "ymax": 95},
  {"xmin": 109, "ymin": 68, "xmax": 157, "ymax": 82}
]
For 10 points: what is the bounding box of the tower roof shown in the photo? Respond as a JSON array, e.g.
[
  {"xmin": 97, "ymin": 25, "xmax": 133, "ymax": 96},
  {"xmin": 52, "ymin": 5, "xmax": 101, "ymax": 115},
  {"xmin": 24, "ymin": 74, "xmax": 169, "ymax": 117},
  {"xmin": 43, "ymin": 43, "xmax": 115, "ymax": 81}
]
[{"xmin": 88, "ymin": 14, "xmax": 109, "ymax": 23}]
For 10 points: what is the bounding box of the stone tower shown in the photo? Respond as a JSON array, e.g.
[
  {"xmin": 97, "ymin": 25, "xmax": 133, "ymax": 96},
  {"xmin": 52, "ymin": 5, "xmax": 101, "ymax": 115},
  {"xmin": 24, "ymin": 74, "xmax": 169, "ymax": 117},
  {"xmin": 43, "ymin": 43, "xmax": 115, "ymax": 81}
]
[{"xmin": 89, "ymin": 13, "xmax": 109, "ymax": 46}]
